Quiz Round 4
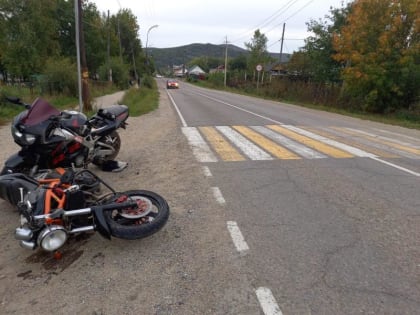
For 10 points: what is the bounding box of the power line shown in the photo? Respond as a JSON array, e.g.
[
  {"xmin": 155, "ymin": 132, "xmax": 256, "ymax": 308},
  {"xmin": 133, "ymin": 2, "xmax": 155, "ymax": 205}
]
[
  {"xmin": 266, "ymin": 0, "xmax": 315, "ymax": 33},
  {"xmin": 284, "ymin": 0, "xmax": 315, "ymax": 22},
  {"xmin": 230, "ymin": 0, "xmax": 301, "ymax": 45}
]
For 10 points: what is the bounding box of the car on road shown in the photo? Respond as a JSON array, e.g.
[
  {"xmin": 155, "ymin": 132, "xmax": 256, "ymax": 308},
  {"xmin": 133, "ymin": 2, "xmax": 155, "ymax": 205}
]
[{"xmin": 166, "ymin": 79, "xmax": 179, "ymax": 89}]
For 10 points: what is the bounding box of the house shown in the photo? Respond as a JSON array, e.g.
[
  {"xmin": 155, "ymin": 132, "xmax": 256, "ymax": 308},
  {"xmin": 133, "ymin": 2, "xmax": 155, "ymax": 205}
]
[
  {"xmin": 188, "ymin": 65, "xmax": 206, "ymax": 76},
  {"xmin": 269, "ymin": 63, "xmax": 288, "ymax": 76},
  {"xmin": 209, "ymin": 65, "xmax": 225, "ymax": 74},
  {"xmin": 173, "ymin": 64, "xmax": 187, "ymax": 77}
]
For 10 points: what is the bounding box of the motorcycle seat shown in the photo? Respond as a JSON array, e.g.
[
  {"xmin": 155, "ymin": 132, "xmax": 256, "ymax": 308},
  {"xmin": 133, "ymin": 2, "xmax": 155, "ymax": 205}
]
[{"xmin": 98, "ymin": 105, "xmax": 128, "ymax": 121}]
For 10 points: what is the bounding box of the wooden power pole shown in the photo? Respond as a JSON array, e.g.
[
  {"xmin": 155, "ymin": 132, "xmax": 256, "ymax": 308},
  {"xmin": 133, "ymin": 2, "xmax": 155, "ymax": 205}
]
[
  {"xmin": 279, "ymin": 23, "xmax": 286, "ymax": 65},
  {"xmin": 77, "ymin": 0, "xmax": 91, "ymax": 111}
]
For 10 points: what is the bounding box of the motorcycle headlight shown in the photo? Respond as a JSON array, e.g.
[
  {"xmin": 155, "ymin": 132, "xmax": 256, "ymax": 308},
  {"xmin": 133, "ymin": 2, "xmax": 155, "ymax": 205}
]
[
  {"xmin": 12, "ymin": 126, "xmax": 36, "ymax": 145},
  {"xmin": 24, "ymin": 134, "xmax": 36, "ymax": 144},
  {"xmin": 38, "ymin": 226, "xmax": 68, "ymax": 251},
  {"xmin": 12, "ymin": 125, "xmax": 22, "ymax": 138}
]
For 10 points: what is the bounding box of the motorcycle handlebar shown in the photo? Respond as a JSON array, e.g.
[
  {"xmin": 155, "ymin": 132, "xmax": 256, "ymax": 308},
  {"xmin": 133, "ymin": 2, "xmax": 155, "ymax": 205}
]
[{"xmin": 4, "ymin": 96, "xmax": 31, "ymax": 109}]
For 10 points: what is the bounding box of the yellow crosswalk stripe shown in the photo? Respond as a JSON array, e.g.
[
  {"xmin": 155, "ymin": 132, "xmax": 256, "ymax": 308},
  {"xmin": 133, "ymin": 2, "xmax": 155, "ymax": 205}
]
[
  {"xmin": 267, "ymin": 125, "xmax": 354, "ymax": 158},
  {"xmin": 331, "ymin": 127, "xmax": 420, "ymax": 156},
  {"xmin": 232, "ymin": 126, "xmax": 300, "ymax": 159},
  {"xmin": 199, "ymin": 127, "xmax": 245, "ymax": 161},
  {"xmin": 302, "ymin": 126, "xmax": 398, "ymax": 158}
]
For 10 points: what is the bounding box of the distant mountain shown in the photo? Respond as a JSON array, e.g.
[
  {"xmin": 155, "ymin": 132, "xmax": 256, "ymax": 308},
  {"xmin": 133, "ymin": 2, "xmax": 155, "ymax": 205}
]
[{"xmin": 148, "ymin": 43, "xmax": 290, "ymax": 72}]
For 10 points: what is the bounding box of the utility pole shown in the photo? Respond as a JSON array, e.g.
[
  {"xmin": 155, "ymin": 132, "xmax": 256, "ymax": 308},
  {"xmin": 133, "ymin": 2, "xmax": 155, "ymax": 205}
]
[
  {"xmin": 131, "ymin": 44, "xmax": 138, "ymax": 88},
  {"xmin": 107, "ymin": 10, "xmax": 112, "ymax": 82},
  {"xmin": 77, "ymin": 0, "xmax": 91, "ymax": 111},
  {"xmin": 224, "ymin": 36, "xmax": 228, "ymax": 87},
  {"xmin": 117, "ymin": 16, "xmax": 123, "ymax": 62},
  {"xmin": 75, "ymin": 0, "xmax": 82, "ymax": 112},
  {"xmin": 279, "ymin": 23, "xmax": 286, "ymax": 65}
]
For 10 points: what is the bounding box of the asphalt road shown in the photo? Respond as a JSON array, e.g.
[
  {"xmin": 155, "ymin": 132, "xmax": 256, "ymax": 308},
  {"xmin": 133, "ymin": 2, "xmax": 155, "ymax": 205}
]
[{"xmin": 166, "ymin": 79, "xmax": 420, "ymax": 314}]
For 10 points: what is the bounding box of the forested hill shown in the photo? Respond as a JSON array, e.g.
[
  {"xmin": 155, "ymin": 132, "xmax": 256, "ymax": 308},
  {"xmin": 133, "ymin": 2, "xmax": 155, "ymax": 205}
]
[{"xmin": 148, "ymin": 43, "xmax": 290, "ymax": 71}]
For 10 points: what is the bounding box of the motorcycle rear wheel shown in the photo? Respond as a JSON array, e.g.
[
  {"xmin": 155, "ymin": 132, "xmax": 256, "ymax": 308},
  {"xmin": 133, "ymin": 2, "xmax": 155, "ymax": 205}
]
[
  {"xmin": 104, "ymin": 190, "xmax": 169, "ymax": 240},
  {"xmin": 93, "ymin": 131, "xmax": 121, "ymax": 166}
]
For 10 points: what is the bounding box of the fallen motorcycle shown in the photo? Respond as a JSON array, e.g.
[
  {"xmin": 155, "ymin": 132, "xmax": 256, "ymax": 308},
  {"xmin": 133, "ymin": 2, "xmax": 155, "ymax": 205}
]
[
  {"xmin": 1, "ymin": 96, "xmax": 129, "ymax": 176},
  {"xmin": 0, "ymin": 168, "xmax": 169, "ymax": 252}
]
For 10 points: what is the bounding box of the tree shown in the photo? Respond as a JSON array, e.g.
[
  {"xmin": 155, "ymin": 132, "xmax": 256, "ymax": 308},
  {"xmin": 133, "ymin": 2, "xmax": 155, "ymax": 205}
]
[
  {"xmin": 302, "ymin": 3, "xmax": 352, "ymax": 84},
  {"xmin": 244, "ymin": 29, "xmax": 271, "ymax": 73},
  {"xmin": 333, "ymin": 0, "xmax": 420, "ymax": 113},
  {"xmin": 110, "ymin": 9, "xmax": 144, "ymax": 79},
  {"xmin": 229, "ymin": 54, "xmax": 247, "ymax": 71},
  {"xmin": 0, "ymin": 0, "xmax": 60, "ymax": 78},
  {"xmin": 287, "ymin": 51, "xmax": 311, "ymax": 78}
]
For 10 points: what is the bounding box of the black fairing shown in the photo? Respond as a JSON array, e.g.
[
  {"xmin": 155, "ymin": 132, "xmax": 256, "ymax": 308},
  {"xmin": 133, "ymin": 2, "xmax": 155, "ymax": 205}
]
[
  {"xmin": 0, "ymin": 173, "xmax": 38, "ymax": 205},
  {"xmin": 3, "ymin": 152, "xmax": 29, "ymax": 169},
  {"xmin": 60, "ymin": 111, "xmax": 88, "ymax": 134}
]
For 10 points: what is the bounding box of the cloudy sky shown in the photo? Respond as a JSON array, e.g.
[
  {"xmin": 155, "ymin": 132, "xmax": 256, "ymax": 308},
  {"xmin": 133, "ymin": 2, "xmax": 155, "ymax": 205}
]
[{"xmin": 92, "ymin": 0, "xmax": 351, "ymax": 53}]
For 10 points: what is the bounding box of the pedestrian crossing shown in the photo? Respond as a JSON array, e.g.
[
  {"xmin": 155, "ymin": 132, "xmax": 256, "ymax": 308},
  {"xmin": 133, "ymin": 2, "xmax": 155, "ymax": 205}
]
[{"xmin": 182, "ymin": 125, "xmax": 420, "ymax": 163}]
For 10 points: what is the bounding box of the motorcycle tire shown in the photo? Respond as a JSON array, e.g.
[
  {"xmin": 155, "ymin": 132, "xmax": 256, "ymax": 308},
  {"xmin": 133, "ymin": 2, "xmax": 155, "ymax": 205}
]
[
  {"xmin": 104, "ymin": 190, "xmax": 169, "ymax": 240},
  {"xmin": 93, "ymin": 131, "xmax": 121, "ymax": 166}
]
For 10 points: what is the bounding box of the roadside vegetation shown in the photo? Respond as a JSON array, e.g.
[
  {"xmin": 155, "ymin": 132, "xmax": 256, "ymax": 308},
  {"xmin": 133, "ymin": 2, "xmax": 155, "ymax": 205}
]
[
  {"xmin": 0, "ymin": 0, "xmax": 158, "ymax": 123},
  {"xmin": 121, "ymin": 76, "xmax": 159, "ymax": 117},
  {"xmin": 0, "ymin": 76, "xmax": 158, "ymax": 125},
  {"xmin": 0, "ymin": 0, "xmax": 154, "ymax": 123}
]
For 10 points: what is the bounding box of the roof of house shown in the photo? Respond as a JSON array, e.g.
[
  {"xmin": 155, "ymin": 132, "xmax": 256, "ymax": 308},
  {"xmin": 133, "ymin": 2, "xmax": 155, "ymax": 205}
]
[{"xmin": 189, "ymin": 65, "xmax": 206, "ymax": 74}]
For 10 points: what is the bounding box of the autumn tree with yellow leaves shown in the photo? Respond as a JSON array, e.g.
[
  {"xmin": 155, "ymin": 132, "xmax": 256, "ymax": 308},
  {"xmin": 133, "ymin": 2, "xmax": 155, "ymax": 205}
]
[{"xmin": 333, "ymin": 0, "xmax": 419, "ymax": 113}]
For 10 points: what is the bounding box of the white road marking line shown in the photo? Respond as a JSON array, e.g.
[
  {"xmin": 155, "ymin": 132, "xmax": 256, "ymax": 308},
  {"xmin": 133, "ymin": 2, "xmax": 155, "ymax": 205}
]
[
  {"xmin": 346, "ymin": 128, "xmax": 420, "ymax": 148},
  {"xmin": 252, "ymin": 126, "xmax": 327, "ymax": 159},
  {"xmin": 182, "ymin": 127, "xmax": 218, "ymax": 162},
  {"xmin": 202, "ymin": 166, "xmax": 212, "ymax": 177},
  {"xmin": 284, "ymin": 125, "xmax": 376, "ymax": 157},
  {"xmin": 375, "ymin": 128, "xmax": 420, "ymax": 142},
  {"xmin": 166, "ymin": 90, "xmax": 187, "ymax": 127},
  {"xmin": 227, "ymin": 221, "xmax": 249, "ymax": 252},
  {"xmin": 193, "ymin": 92, "xmax": 283, "ymax": 124},
  {"xmin": 212, "ymin": 187, "xmax": 226, "ymax": 204},
  {"xmin": 255, "ymin": 287, "xmax": 283, "ymax": 315},
  {"xmin": 370, "ymin": 157, "xmax": 420, "ymax": 177},
  {"xmin": 216, "ymin": 126, "xmax": 273, "ymax": 160}
]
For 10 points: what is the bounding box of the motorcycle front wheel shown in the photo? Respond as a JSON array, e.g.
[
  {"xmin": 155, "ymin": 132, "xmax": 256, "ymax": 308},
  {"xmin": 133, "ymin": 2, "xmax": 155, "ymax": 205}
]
[{"xmin": 103, "ymin": 190, "xmax": 169, "ymax": 240}]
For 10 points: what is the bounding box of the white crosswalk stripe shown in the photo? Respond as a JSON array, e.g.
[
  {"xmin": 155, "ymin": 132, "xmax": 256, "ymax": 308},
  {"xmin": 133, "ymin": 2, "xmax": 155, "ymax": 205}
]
[
  {"xmin": 216, "ymin": 126, "xmax": 273, "ymax": 161},
  {"xmin": 283, "ymin": 125, "xmax": 376, "ymax": 158},
  {"xmin": 251, "ymin": 126, "xmax": 326, "ymax": 159},
  {"xmin": 182, "ymin": 127, "xmax": 217, "ymax": 162},
  {"xmin": 182, "ymin": 125, "xmax": 420, "ymax": 164}
]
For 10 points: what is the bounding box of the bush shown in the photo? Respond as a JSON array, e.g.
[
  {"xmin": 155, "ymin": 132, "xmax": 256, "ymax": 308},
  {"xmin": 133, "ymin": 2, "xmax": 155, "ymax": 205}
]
[
  {"xmin": 207, "ymin": 72, "xmax": 225, "ymax": 87},
  {"xmin": 41, "ymin": 57, "xmax": 78, "ymax": 96},
  {"xmin": 98, "ymin": 57, "xmax": 130, "ymax": 90},
  {"xmin": 122, "ymin": 79, "xmax": 159, "ymax": 116},
  {"xmin": 141, "ymin": 75, "xmax": 154, "ymax": 89}
]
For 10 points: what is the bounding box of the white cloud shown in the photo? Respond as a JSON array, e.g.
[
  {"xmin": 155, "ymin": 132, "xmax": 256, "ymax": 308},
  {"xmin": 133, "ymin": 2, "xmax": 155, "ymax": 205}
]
[{"xmin": 92, "ymin": 0, "xmax": 350, "ymax": 52}]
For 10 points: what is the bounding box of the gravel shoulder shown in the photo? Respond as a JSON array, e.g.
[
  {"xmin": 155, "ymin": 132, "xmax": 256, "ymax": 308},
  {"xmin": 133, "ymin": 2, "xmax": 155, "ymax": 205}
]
[{"xmin": 0, "ymin": 84, "xmax": 257, "ymax": 314}]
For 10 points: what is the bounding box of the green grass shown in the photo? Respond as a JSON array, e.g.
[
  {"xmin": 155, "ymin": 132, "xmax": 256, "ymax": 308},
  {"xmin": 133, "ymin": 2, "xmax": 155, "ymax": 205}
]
[{"xmin": 121, "ymin": 81, "xmax": 159, "ymax": 117}]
